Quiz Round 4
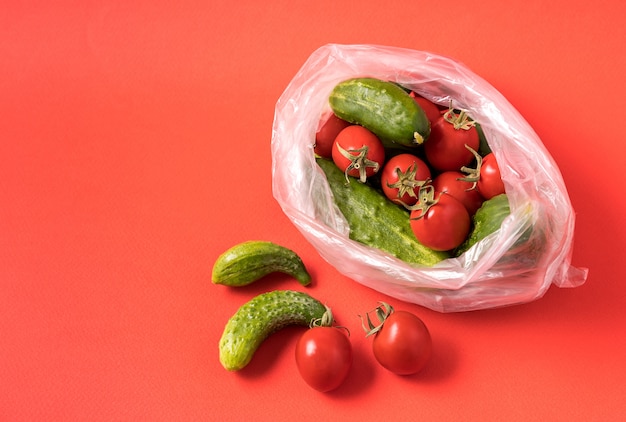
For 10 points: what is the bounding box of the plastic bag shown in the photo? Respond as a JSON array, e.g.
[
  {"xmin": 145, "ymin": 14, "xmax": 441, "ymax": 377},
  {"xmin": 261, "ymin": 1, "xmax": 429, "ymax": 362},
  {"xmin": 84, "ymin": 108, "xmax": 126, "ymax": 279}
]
[{"xmin": 271, "ymin": 44, "xmax": 587, "ymax": 312}]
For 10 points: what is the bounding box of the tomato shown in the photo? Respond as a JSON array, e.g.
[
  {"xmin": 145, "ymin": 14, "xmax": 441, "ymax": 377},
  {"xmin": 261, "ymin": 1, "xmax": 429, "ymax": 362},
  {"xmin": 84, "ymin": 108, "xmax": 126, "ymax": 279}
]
[
  {"xmin": 409, "ymin": 92, "xmax": 443, "ymax": 125},
  {"xmin": 410, "ymin": 192, "xmax": 470, "ymax": 251},
  {"xmin": 424, "ymin": 109, "xmax": 480, "ymax": 172},
  {"xmin": 295, "ymin": 326, "xmax": 353, "ymax": 392},
  {"xmin": 332, "ymin": 125, "xmax": 385, "ymax": 182},
  {"xmin": 381, "ymin": 153, "xmax": 431, "ymax": 206},
  {"xmin": 315, "ymin": 113, "xmax": 352, "ymax": 158},
  {"xmin": 478, "ymin": 153, "xmax": 506, "ymax": 199},
  {"xmin": 432, "ymin": 171, "xmax": 484, "ymax": 216},
  {"xmin": 370, "ymin": 307, "xmax": 432, "ymax": 376}
]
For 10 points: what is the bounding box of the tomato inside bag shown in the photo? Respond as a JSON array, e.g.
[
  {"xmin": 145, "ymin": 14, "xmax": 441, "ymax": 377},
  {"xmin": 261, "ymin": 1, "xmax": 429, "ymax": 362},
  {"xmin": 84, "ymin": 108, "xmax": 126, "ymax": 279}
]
[{"xmin": 271, "ymin": 43, "xmax": 588, "ymax": 312}]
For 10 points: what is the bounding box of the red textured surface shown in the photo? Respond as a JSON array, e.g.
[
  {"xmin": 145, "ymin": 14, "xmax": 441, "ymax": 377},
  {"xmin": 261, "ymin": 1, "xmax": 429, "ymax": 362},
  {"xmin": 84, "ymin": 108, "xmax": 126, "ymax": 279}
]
[{"xmin": 1, "ymin": 1, "xmax": 625, "ymax": 420}]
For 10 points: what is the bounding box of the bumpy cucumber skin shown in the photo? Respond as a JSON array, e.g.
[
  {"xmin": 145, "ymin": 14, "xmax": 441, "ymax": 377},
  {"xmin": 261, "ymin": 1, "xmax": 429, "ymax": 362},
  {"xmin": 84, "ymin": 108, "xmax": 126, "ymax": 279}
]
[
  {"xmin": 317, "ymin": 158, "xmax": 449, "ymax": 266},
  {"xmin": 329, "ymin": 78, "xmax": 431, "ymax": 148},
  {"xmin": 212, "ymin": 241, "xmax": 311, "ymax": 287},
  {"xmin": 219, "ymin": 290, "xmax": 327, "ymax": 371}
]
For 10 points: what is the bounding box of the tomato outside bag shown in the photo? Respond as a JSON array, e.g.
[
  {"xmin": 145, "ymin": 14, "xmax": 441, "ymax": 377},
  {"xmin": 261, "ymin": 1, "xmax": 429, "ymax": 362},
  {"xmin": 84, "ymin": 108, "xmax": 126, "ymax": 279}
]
[{"xmin": 271, "ymin": 43, "xmax": 588, "ymax": 312}]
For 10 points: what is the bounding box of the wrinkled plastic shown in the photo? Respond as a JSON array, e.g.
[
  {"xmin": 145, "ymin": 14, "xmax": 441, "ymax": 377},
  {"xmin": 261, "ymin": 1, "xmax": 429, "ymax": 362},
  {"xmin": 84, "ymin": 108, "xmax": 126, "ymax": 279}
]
[{"xmin": 271, "ymin": 44, "xmax": 587, "ymax": 312}]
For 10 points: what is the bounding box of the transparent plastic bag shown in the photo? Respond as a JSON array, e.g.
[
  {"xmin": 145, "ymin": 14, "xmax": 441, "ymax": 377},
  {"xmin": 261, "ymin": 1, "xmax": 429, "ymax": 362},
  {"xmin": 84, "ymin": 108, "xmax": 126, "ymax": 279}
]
[{"xmin": 271, "ymin": 44, "xmax": 588, "ymax": 312}]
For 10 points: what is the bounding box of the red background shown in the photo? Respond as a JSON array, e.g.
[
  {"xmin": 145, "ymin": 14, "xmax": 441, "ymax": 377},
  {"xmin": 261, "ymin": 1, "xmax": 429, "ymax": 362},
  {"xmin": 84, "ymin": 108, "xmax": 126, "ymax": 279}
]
[{"xmin": 1, "ymin": 1, "xmax": 624, "ymax": 420}]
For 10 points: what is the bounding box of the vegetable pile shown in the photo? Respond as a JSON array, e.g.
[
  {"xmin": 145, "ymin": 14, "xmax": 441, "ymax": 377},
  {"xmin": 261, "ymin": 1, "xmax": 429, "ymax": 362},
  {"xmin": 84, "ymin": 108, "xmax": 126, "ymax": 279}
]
[
  {"xmin": 213, "ymin": 240, "xmax": 433, "ymax": 392},
  {"xmin": 316, "ymin": 77, "xmax": 507, "ymax": 258},
  {"xmin": 212, "ymin": 76, "xmax": 520, "ymax": 393}
]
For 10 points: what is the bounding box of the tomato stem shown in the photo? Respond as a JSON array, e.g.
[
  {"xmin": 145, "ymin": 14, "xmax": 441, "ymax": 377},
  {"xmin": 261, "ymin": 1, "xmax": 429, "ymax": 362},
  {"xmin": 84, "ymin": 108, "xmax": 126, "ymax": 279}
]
[
  {"xmin": 310, "ymin": 306, "xmax": 351, "ymax": 336},
  {"xmin": 443, "ymin": 103, "xmax": 477, "ymax": 130},
  {"xmin": 386, "ymin": 163, "xmax": 431, "ymax": 201},
  {"xmin": 335, "ymin": 142, "xmax": 379, "ymax": 183},
  {"xmin": 359, "ymin": 302, "xmax": 394, "ymax": 337},
  {"xmin": 310, "ymin": 306, "xmax": 334, "ymax": 328},
  {"xmin": 405, "ymin": 185, "xmax": 439, "ymax": 218},
  {"xmin": 458, "ymin": 144, "xmax": 483, "ymax": 190}
]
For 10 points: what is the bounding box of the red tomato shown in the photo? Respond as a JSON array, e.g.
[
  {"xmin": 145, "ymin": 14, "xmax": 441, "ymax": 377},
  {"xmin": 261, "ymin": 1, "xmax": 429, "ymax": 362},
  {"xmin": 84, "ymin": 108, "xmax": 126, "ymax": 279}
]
[
  {"xmin": 410, "ymin": 192, "xmax": 470, "ymax": 251},
  {"xmin": 315, "ymin": 114, "xmax": 352, "ymax": 158},
  {"xmin": 381, "ymin": 154, "xmax": 431, "ymax": 206},
  {"xmin": 295, "ymin": 327, "xmax": 353, "ymax": 392},
  {"xmin": 410, "ymin": 92, "xmax": 443, "ymax": 125},
  {"xmin": 332, "ymin": 125, "xmax": 385, "ymax": 182},
  {"xmin": 478, "ymin": 153, "xmax": 506, "ymax": 199},
  {"xmin": 372, "ymin": 310, "xmax": 432, "ymax": 375},
  {"xmin": 432, "ymin": 171, "xmax": 484, "ymax": 216},
  {"xmin": 424, "ymin": 110, "xmax": 480, "ymax": 172}
]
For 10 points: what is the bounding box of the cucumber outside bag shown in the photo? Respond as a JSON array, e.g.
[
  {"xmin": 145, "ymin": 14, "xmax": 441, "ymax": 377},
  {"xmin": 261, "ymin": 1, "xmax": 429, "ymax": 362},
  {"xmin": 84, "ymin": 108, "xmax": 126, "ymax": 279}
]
[{"xmin": 271, "ymin": 44, "xmax": 588, "ymax": 312}]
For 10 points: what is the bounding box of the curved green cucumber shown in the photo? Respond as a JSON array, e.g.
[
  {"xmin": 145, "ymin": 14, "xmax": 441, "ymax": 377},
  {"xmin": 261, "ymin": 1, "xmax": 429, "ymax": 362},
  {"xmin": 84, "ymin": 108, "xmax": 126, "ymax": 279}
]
[
  {"xmin": 317, "ymin": 158, "xmax": 449, "ymax": 266},
  {"xmin": 329, "ymin": 78, "xmax": 431, "ymax": 148},
  {"xmin": 455, "ymin": 193, "xmax": 509, "ymax": 255},
  {"xmin": 219, "ymin": 290, "xmax": 327, "ymax": 371},
  {"xmin": 455, "ymin": 193, "xmax": 535, "ymax": 257},
  {"xmin": 212, "ymin": 241, "xmax": 311, "ymax": 287}
]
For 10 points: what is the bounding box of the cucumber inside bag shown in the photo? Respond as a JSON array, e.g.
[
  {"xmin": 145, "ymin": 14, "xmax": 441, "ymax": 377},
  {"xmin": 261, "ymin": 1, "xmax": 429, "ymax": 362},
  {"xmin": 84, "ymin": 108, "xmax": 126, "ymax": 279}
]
[{"xmin": 271, "ymin": 44, "xmax": 588, "ymax": 312}]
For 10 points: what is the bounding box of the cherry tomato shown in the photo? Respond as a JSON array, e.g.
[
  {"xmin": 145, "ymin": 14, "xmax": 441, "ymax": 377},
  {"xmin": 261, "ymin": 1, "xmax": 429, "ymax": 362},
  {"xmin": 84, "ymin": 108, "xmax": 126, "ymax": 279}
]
[
  {"xmin": 432, "ymin": 171, "xmax": 484, "ymax": 216},
  {"xmin": 410, "ymin": 192, "xmax": 470, "ymax": 251},
  {"xmin": 372, "ymin": 309, "xmax": 432, "ymax": 376},
  {"xmin": 381, "ymin": 154, "xmax": 431, "ymax": 206},
  {"xmin": 478, "ymin": 153, "xmax": 506, "ymax": 199},
  {"xmin": 315, "ymin": 114, "xmax": 352, "ymax": 158},
  {"xmin": 295, "ymin": 327, "xmax": 353, "ymax": 392},
  {"xmin": 409, "ymin": 92, "xmax": 443, "ymax": 125},
  {"xmin": 332, "ymin": 125, "xmax": 385, "ymax": 183},
  {"xmin": 424, "ymin": 110, "xmax": 480, "ymax": 172}
]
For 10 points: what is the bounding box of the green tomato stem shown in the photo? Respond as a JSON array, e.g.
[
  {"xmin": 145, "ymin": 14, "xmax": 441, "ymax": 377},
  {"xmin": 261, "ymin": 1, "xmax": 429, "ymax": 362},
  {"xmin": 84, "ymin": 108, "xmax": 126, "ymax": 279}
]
[
  {"xmin": 458, "ymin": 144, "xmax": 483, "ymax": 190},
  {"xmin": 336, "ymin": 142, "xmax": 379, "ymax": 183},
  {"xmin": 386, "ymin": 163, "xmax": 431, "ymax": 201},
  {"xmin": 443, "ymin": 103, "xmax": 477, "ymax": 130},
  {"xmin": 359, "ymin": 302, "xmax": 394, "ymax": 337},
  {"xmin": 406, "ymin": 185, "xmax": 440, "ymax": 218}
]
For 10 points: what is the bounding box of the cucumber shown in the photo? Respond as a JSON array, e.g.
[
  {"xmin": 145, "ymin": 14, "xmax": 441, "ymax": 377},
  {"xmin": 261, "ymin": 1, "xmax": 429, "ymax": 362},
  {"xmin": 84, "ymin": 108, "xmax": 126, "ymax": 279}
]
[
  {"xmin": 317, "ymin": 158, "xmax": 449, "ymax": 266},
  {"xmin": 454, "ymin": 193, "xmax": 540, "ymax": 271},
  {"xmin": 212, "ymin": 240, "xmax": 311, "ymax": 287},
  {"xmin": 219, "ymin": 290, "xmax": 327, "ymax": 371},
  {"xmin": 329, "ymin": 78, "xmax": 431, "ymax": 148},
  {"xmin": 455, "ymin": 193, "xmax": 510, "ymax": 256}
]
